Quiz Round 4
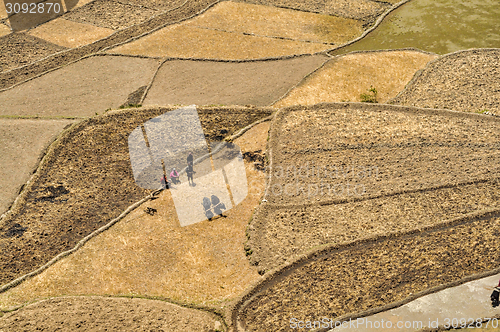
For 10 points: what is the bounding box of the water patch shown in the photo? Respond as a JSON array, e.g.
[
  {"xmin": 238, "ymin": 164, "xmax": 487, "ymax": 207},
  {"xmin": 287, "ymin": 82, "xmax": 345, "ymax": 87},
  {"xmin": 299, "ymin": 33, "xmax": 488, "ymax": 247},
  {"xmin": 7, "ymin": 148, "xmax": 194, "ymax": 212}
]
[{"xmin": 331, "ymin": 0, "xmax": 500, "ymax": 55}]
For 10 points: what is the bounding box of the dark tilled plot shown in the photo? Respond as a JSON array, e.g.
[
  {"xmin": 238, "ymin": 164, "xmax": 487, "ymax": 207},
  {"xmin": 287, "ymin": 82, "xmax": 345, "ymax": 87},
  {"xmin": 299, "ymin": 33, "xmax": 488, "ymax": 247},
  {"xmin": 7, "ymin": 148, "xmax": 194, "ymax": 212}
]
[
  {"xmin": 238, "ymin": 214, "xmax": 500, "ymax": 332},
  {"xmin": 143, "ymin": 55, "xmax": 329, "ymax": 107},
  {"xmin": 248, "ymin": 180, "xmax": 500, "ymax": 271},
  {"xmin": 0, "ymin": 106, "xmax": 270, "ymax": 286},
  {"xmin": 0, "ymin": 296, "xmax": 221, "ymax": 331},
  {"xmin": 391, "ymin": 49, "xmax": 500, "ymax": 114},
  {"xmin": 237, "ymin": 0, "xmax": 389, "ymax": 23},
  {"xmin": 0, "ymin": 33, "xmax": 66, "ymax": 73},
  {"xmin": 63, "ymin": 0, "xmax": 158, "ymax": 30}
]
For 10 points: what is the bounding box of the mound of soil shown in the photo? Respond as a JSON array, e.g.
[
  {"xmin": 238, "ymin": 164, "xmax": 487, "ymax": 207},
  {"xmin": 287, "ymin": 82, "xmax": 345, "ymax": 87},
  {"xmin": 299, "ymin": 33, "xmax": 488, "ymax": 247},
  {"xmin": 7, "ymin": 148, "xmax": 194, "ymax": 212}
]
[
  {"xmin": 391, "ymin": 49, "xmax": 500, "ymax": 114},
  {"xmin": 0, "ymin": 33, "xmax": 66, "ymax": 73},
  {"xmin": 238, "ymin": 213, "xmax": 500, "ymax": 331},
  {"xmin": 0, "ymin": 296, "xmax": 222, "ymax": 331},
  {"xmin": 142, "ymin": 56, "xmax": 328, "ymax": 107},
  {"xmin": 63, "ymin": 0, "xmax": 158, "ymax": 30},
  {"xmin": 0, "ymin": 106, "xmax": 271, "ymax": 287}
]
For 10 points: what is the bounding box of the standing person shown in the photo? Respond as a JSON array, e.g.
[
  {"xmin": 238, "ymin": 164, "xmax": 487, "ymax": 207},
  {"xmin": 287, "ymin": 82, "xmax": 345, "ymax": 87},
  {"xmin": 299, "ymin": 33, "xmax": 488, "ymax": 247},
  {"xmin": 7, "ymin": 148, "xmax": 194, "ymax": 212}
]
[
  {"xmin": 186, "ymin": 163, "xmax": 194, "ymax": 186},
  {"xmin": 491, "ymin": 279, "xmax": 500, "ymax": 308},
  {"xmin": 160, "ymin": 174, "xmax": 169, "ymax": 190},
  {"xmin": 187, "ymin": 152, "xmax": 193, "ymax": 167}
]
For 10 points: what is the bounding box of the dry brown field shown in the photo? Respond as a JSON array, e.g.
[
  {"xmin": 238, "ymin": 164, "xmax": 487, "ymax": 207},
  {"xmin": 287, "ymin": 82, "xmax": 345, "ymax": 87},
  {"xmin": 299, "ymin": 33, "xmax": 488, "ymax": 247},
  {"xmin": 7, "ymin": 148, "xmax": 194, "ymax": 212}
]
[
  {"xmin": 238, "ymin": 213, "xmax": 500, "ymax": 331},
  {"xmin": 27, "ymin": 18, "xmax": 114, "ymax": 48},
  {"xmin": 0, "ymin": 0, "xmax": 218, "ymax": 89},
  {"xmin": 274, "ymin": 50, "xmax": 437, "ymax": 107},
  {"xmin": 63, "ymin": 0, "xmax": 158, "ymax": 30},
  {"xmin": 107, "ymin": 24, "xmax": 330, "ymax": 60},
  {"xmin": 238, "ymin": 0, "xmax": 390, "ymax": 22},
  {"xmin": 0, "ymin": 122, "xmax": 269, "ymax": 310},
  {"xmin": 0, "ymin": 119, "xmax": 76, "ymax": 217},
  {"xmin": 183, "ymin": 2, "xmax": 363, "ymax": 44},
  {"xmin": 0, "ymin": 296, "xmax": 223, "ymax": 331},
  {"xmin": 235, "ymin": 103, "xmax": 500, "ymax": 331},
  {"xmin": 0, "ymin": 55, "xmax": 159, "ymax": 117},
  {"xmin": 142, "ymin": 56, "xmax": 328, "ymax": 107},
  {"xmin": 0, "ymin": 106, "xmax": 270, "ymax": 288},
  {"xmin": 391, "ymin": 49, "xmax": 500, "ymax": 114},
  {"xmin": 0, "ymin": 33, "xmax": 66, "ymax": 73}
]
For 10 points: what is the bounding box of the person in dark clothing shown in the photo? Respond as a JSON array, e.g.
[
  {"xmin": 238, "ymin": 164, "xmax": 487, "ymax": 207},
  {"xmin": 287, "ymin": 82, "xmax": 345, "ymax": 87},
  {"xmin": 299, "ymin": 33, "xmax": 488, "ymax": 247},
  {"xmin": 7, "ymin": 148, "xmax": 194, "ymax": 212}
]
[
  {"xmin": 187, "ymin": 152, "xmax": 193, "ymax": 167},
  {"xmin": 491, "ymin": 279, "xmax": 500, "ymax": 307},
  {"xmin": 186, "ymin": 163, "xmax": 195, "ymax": 185},
  {"xmin": 160, "ymin": 174, "xmax": 169, "ymax": 189}
]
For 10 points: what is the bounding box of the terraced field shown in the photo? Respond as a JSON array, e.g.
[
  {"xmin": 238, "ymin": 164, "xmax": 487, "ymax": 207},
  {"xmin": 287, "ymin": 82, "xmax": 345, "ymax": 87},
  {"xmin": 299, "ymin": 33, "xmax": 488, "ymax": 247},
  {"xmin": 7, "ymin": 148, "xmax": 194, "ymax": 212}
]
[
  {"xmin": 1, "ymin": 0, "xmax": 500, "ymax": 330},
  {"xmin": 391, "ymin": 49, "xmax": 500, "ymax": 114},
  {"xmin": 238, "ymin": 103, "xmax": 500, "ymax": 331},
  {"xmin": 274, "ymin": 49, "xmax": 437, "ymax": 107},
  {"xmin": 142, "ymin": 56, "xmax": 328, "ymax": 107}
]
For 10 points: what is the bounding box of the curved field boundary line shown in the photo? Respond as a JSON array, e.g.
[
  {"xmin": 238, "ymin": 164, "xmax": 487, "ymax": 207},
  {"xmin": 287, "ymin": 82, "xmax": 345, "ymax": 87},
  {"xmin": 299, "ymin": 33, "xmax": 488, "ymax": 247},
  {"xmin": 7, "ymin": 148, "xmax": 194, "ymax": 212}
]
[
  {"xmin": 324, "ymin": 0, "xmax": 414, "ymax": 54},
  {"xmin": 263, "ymin": 177, "xmax": 500, "ymax": 211},
  {"xmin": 229, "ymin": 102, "xmax": 500, "ymax": 331},
  {"xmin": 139, "ymin": 54, "xmax": 330, "ymax": 104},
  {"xmin": 0, "ymin": 120, "xmax": 84, "ymax": 225},
  {"xmin": 0, "ymin": 53, "xmax": 163, "ymax": 94},
  {"xmin": 0, "ymin": 0, "xmax": 219, "ymax": 90},
  {"xmin": 0, "ymin": 120, "xmax": 76, "ymax": 222},
  {"xmin": 269, "ymin": 47, "xmax": 438, "ymax": 107},
  {"xmin": 388, "ymin": 47, "xmax": 500, "ymax": 105},
  {"xmin": 0, "ymin": 294, "xmax": 228, "ymax": 331},
  {"xmin": 0, "ymin": 106, "xmax": 272, "ymax": 312},
  {"xmin": 317, "ymin": 268, "xmax": 500, "ymax": 332},
  {"xmin": 0, "ymin": 0, "xmax": 416, "ymax": 91},
  {"xmin": 231, "ymin": 207, "xmax": 500, "ymax": 332},
  {"xmin": 259, "ymin": 102, "xmax": 500, "ymax": 207},
  {"xmin": 269, "ymin": 56, "xmax": 332, "ymax": 107},
  {"xmin": 0, "ymin": 114, "xmax": 162, "ymax": 293},
  {"xmin": 0, "ymin": 190, "xmax": 160, "ymax": 294},
  {"xmin": 96, "ymin": 0, "xmax": 220, "ymax": 53},
  {"xmin": 225, "ymin": 114, "xmax": 274, "ymax": 142}
]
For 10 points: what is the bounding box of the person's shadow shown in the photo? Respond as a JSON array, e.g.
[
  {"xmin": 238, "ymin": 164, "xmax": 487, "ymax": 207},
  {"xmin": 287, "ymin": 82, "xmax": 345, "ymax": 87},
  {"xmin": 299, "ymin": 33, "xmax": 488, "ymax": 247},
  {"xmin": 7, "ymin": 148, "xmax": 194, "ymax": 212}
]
[{"xmin": 202, "ymin": 195, "xmax": 226, "ymax": 220}]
